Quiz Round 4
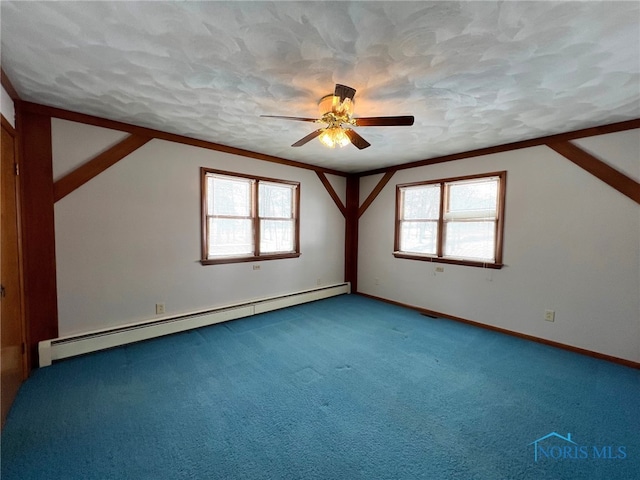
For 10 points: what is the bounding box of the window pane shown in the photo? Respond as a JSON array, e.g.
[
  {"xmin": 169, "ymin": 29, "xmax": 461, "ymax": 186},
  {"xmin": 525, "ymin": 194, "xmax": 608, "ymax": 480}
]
[
  {"xmin": 259, "ymin": 183, "xmax": 293, "ymax": 218},
  {"xmin": 260, "ymin": 219, "xmax": 294, "ymax": 253},
  {"xmin": 211, "ymin": 176, "xmax": 251, "ymax": 216},
  {"xmin": 402, "ymin": 185, "xmax": 440, "ymax": 220},
  {"xmin": 399, "ymin": 221, "xmax": 438, "ymax": 255},
  {"xmin": 207, "ymin": 176, "xmax": 215, "ymax": 214},
  {"xmin": 447, "ymin": 178, "xmax": 497, "ymax": 217},
  {"xmin": 208, "ymin": 218, "xmax": 253, "ymax": 256},
  {"xmin": 445, "ymin": 221, "xmax": 495, "ymax": 261}
]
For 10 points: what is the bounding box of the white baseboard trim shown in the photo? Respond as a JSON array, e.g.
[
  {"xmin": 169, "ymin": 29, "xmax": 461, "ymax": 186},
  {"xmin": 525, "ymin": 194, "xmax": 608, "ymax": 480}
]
[{"xmin": 39, "ymin": 283, "xmax": 350, "ymax": 367}]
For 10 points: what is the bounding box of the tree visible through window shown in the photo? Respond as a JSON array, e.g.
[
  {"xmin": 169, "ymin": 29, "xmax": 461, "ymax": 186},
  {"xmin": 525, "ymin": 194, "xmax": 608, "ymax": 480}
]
[
  {"xmin": 395, "ymin": 172, "xmax": 506, "ymax": 268},
  {"xmin": 201, "ymin": 168, "xmax": 300, "ymax": 264}
]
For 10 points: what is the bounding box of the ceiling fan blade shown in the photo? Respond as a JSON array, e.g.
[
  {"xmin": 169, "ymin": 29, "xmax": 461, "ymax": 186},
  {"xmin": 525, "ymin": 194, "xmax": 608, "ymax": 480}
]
[
  {"xmin": 353, "ymin": 116, "xmax": 415, "ymax": 127},
  {"xmin": 292, "ymin": 129, "xmax": 323, "ymax": 147},
  {"xmin": 334, "ymin": 84, "xmax": 356, "ymax": 103},
  {"xmin": 344, "ymin": 129, "xmax": 371, "ymax": 150},
  {"xmin": 261, "ymin": 115, "xmax": 318, "ymax": 122}
]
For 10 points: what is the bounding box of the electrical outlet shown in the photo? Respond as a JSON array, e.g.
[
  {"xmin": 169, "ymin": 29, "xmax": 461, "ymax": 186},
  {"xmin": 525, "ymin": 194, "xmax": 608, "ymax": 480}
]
[
  {"xmin": 156, "ymin": 303, "xmax": 165, "ymax": 315},
  {"xmin": 253, "ymin": 265, "xmax": 261, "ymax": 270},
  {"xmin": 435, "ymin": 266, "xmax": 445, "ymax": 273},
  {"xmin": 544, "ymin": 310, "xmax": 555, "ymax": 322}
]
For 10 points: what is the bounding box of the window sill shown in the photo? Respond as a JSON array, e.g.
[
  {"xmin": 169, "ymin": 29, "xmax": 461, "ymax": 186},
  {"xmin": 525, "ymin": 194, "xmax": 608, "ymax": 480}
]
[
  {"xmin": 393, "ymin": 252, "xmax": 503, "ymax": 269},
  {"xmin": 201, "ymin": 252, "xmax": 301, "ymax": 265}
]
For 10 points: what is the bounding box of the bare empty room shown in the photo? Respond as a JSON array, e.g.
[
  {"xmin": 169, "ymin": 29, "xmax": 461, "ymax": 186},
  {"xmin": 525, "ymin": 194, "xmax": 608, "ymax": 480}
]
[{"xmin": 1, "ymin": 2, "xmax": 639, "ymax": 479}]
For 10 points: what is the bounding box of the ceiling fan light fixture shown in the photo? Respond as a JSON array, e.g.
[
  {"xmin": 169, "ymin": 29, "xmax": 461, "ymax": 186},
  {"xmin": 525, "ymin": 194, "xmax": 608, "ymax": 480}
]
[
  {"xmin": 262, "ymin": 83, "xmax": 413, "ymax": 150},
  {"xmin": 319, "ymin": 127, "xmax": 350, "ymax": 148},
  {"xmin": 318, "ymin": 94, "xmax": 354, "ymax": 117}
]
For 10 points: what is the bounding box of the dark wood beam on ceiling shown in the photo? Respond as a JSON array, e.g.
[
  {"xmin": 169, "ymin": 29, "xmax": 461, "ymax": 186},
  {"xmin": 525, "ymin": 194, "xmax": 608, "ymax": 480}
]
[
  {"xmin": 358, "ymin": 119, "xmax": 640, "ymax": 177},
  {"xmin": 20, "ymin": 101, "xmax": 347, "ymax": 177},
  {"xmin": 546, "ymin": 140, "xmax": 640, "ymax": 205},
  {"xmin": 315, "ymin": 172, "xmax": 346, "ymax": 217},
  {"xmin": 54, "ymin": 134, "xmax": 153, "ymax": 202}
]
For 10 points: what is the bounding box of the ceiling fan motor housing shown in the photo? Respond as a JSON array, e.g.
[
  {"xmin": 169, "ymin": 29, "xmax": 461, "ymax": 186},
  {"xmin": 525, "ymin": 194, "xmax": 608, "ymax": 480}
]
[{"xmin": 318, "ymin": 94, "xmax": 355, "ymax": 126}]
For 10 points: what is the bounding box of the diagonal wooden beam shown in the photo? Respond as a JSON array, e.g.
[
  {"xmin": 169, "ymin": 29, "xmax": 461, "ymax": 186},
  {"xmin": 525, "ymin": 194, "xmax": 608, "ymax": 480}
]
[
  {"xmin": 358, "ymin": 170, "xmax": 396, "ymax": 218},
  {"xmin": 54, "ymin": 134, "xmax": 152, "ymax": 202},
  {"xmin": 546, "ymin": 140, "xmax": 640, "ymax": 205},
  {"xmin": 1, "ymin": 68, "xmax": 20, "ymax": 101},
  {"xmin": 316, "ymin": 171, "xmax": 346, "ymax": 217}
]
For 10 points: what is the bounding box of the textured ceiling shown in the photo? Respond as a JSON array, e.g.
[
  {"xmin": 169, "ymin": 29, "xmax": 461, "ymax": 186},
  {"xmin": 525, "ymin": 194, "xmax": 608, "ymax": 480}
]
[{"xmin": 2, "ymin": 1, "xmax": 639, "ymax": 173}]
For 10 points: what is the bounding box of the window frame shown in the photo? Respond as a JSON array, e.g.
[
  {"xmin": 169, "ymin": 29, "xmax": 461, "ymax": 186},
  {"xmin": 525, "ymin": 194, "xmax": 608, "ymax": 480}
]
[
  {"xmin": 394, "ymin": 171, "xmax": 506, "ymax": 269},
  {"xmin": 201, "ymin": 168, "xmax": 300, "ymax": 265}
]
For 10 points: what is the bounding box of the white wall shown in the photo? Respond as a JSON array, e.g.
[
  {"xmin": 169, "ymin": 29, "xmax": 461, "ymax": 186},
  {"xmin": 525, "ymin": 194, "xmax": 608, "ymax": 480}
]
[
  {"xmin": 1, "ymin": 85, "xmax": 15, "ymax": 127},
  {"xmin": 53, "ymin": 120, "xmax": 346, "ymax": 336},
  {"xmin": 358, "ymin": 131, "xmax": 640, "ymax": 363},
  {"xmin": 51, "ymin": 118, "xmax": 640, "ymax": 362}
]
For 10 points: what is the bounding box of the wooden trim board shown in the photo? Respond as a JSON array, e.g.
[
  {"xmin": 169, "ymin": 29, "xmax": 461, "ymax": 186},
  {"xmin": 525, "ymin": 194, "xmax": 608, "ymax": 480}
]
[
  {"xmin": 316, "ymin": 172, "xmax": 346, "ymax": 217},
  {"xmin": 344, "ymin": 176, "xmax": 359, "ymax": 291},
  {"xmin": 20, "ymin": 101, "xmax": 347, "ymax": 177},
  {"xmin": 547, "ymin": 140, "xmax": 640, "ymax": 204},
  {"xmin": 358, "ymin": 170, "xmax": 395, "ymax": 218},
  {"xmin": 358, "ymin": 119, "xmax": 640, "ymax": 177},
  {"xmin": 1, "ymin": 68, "xmax": 20, "ymax": 101},
  {"xmin": 54, "ymin": 135, "xmax": 152, "ymax": 202},
  {"xmin": 357, "ymin": 292, "xmax": 640, "ymax": 370},
  {"xmin": 17, "ymin": 107, "xmax": 59, "ymax": 367}
]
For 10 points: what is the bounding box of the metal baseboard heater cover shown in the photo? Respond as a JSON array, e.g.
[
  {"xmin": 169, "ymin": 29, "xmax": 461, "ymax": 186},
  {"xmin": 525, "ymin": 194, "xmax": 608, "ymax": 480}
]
[{"xmin": 39, "ymin": 283, "xmax": 350, "ymax": 367}]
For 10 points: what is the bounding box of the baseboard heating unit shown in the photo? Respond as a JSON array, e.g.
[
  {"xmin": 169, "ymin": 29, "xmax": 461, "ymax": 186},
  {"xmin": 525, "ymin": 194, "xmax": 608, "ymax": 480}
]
[{"xmin": 38, "ymin": 283, "xmax": 350, "ymax": 367}]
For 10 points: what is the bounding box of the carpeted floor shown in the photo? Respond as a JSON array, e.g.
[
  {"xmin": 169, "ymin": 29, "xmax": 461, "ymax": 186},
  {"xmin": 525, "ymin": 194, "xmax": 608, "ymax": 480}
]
[{"xmin": 2, "ymin": 294, "xmax": 639, "ymax": 479}]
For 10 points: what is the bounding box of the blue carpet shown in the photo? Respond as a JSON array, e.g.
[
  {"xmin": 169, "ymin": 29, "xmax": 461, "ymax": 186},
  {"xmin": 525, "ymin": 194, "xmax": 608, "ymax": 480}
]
[{"xmin": 2, "ymin": 294, "xmax": 639, "ymax": 479}]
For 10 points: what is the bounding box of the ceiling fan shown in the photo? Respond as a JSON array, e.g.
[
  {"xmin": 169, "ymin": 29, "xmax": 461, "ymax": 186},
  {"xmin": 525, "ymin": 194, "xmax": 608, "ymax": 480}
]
[{"xmin": 261, "ymin": 84, "xmax": 414, "ymax": 150}]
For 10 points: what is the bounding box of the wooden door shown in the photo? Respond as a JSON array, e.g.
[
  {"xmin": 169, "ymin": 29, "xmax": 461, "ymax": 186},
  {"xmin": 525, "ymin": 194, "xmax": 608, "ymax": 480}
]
[{"xmin": 1, "ymin": 119, "xmax": 27, "ymax": 428}]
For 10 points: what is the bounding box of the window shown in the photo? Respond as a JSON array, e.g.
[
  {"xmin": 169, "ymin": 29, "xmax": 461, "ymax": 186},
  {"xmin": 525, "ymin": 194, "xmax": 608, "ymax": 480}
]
[
  {"xmin": 201, "ymin": 168, "xmax": 300, "ymax": 264},
  {"xmin": 394, "ymin": 172, "xmax": 506, "ymax": 268}
]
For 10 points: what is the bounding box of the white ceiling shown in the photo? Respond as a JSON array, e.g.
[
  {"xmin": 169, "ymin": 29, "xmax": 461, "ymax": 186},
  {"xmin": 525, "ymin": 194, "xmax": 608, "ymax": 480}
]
[{"xmin": 2, "ymin": 1, "xmax": 639, "ymax": 173}]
